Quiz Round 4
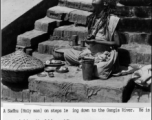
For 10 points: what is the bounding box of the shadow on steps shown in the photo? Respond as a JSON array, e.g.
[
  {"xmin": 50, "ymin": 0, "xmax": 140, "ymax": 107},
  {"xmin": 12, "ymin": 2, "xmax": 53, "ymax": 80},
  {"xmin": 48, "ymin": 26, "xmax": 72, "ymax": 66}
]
[
  {"xmin": 2, "ymin": 0, "xmax": 59, "ymax": 56},
  {"xmin": 122, "ymin": 78, "xmax": 151, "ymax": 103}
]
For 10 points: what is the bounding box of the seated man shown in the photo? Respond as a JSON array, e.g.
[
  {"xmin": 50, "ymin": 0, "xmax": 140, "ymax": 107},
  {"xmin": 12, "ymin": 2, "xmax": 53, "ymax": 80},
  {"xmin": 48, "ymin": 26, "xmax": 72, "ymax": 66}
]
[{"xmin": 56, "ymin": 0, "xmax": 121, "ymax": 79}]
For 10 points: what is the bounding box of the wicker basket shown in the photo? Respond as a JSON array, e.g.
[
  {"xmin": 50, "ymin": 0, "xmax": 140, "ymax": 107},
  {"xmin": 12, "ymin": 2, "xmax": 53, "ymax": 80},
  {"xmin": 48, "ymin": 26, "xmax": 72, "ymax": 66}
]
[
  {"xmin": 2, "ymin": 69, "xmax": 43, "ymax": 83},
  {"xmin": 1, "ymin": 50, "xmax": 44, "ymax": 83}
]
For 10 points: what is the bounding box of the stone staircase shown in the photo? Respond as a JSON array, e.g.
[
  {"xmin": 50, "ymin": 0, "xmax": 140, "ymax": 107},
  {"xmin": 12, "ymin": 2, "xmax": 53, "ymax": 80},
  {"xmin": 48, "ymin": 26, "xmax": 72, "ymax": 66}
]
[
  {"xmin": 16, "ymin": 0, "xmax": 151, "ymax": 66},
  {"xmin": 2, "ymin": 0, "xmax": 151, "ymax": 103}
]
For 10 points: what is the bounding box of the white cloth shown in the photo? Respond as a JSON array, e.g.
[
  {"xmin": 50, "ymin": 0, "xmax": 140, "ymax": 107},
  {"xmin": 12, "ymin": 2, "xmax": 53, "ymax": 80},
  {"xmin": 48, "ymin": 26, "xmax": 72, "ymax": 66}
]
[{"xmin": 132, "ymin": 65, "xmax": 151, "ymax": 86}]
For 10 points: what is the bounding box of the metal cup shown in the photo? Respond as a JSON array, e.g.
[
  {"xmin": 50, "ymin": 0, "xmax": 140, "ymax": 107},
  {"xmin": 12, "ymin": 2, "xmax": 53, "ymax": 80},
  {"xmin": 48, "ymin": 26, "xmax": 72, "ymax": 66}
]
[
  {"xmin": 72, "ymin": 35, "xmax": 78, "ymax": 46},
  {"xmin": 69, "ymin": 35, "xmax": 78, "ymax": 46},
  {"xmin": 80, "ymin": 40, "xmax": 85, "ymax": 47}
]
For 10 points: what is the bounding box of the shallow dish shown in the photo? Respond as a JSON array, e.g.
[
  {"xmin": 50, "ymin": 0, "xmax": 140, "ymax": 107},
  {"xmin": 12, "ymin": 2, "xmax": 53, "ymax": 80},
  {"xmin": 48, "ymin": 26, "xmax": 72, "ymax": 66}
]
[
  {"xmin": 45, "ymin": 59, "xmax": 65, "ymax": 67},
  {"xmin": 56, "ymin": 66, "xmax": 69, "ymax": 73},
  {"xmin": 44, "ymin": 67, "xmax": 56, "ymax": 72}
]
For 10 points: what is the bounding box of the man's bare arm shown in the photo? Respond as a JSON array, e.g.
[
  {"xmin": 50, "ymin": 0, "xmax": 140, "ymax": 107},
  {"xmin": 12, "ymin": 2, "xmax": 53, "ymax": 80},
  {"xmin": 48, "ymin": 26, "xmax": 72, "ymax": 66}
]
[{"xmin": 85, "ymin": 31, "xmax": 121, "ymax": 47}]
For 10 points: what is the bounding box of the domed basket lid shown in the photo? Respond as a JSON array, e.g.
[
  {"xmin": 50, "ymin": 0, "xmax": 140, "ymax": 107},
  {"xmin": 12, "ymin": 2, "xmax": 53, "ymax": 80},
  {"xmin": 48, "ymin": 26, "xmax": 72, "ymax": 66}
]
[{"xmin": 1, "ymin": 50, "xmax": 44, "ymax": 72}]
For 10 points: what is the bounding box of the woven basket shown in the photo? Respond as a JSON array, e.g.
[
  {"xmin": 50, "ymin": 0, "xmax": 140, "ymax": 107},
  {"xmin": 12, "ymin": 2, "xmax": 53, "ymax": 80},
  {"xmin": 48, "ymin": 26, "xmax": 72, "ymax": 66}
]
[{"xmin": 1, "ymin": 50, "xmax": 44, "ymax": 83}]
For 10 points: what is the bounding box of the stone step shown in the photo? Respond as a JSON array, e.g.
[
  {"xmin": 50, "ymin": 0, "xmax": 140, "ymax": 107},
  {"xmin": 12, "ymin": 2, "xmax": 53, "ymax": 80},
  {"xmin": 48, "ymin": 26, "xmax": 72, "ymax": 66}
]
[
  {"xmin": 58, "ymin": 0, "xmax": 152, "ymax": 18},
  {"xmin": 38, "ymin": 40, "xmax": 70, "ymax": 54},
  {"xmin": 30, "ymin": 52, "xmax": 150, "ymax": 103},
  {"xmin": 52, "ymin": 25, "xmax": 88, "ymax": 42},
  {"xmin": 47, "ymin": 6, "xmax": 92, "ymax": 25},
  {"xmin": 118, "ymin": 17, "xmax": 152, "ymax": 33},
  {"xmin": 32, "ymin": 52, "xmax": 53, "ymax": 63},
  {"xmin": 47, "ymin": 6, "xmax": 76, "ymax": 20},
  {"xmin": 34, "ymin": 17, "xmax": 63, "ymax": 33},
  {"xmin": 58, "ymin": 0, "xmax": 94, "ymax": 12},
  {"xmin": 119, "ymin": 32, "xmax": 152, "ymax": 45},
  {"xmin": 58, "ymin": 0, "xmax": 119, "ymax": 12},
  {"xmin": 28, "ymin": 62, "xmax": 132, "ymax": 102},
  {"xmin": 51, "ymin": 25, "xmax": 71, "ymax": 40},
  {"xmin": 127, "ymin": 88, "xmax": 151, "ymax": 103},
  {"xmin": 119, "ymin": 0, "xmax": 151, "ymax": 6},
  {"xmin": 119, "ymin": 44, "xmax": 151, "ymax": 65},
  {"xmin": 47, "ymin": 5, "xmax": 151, "ymax": 27},
  {"xmin": 51, "ymin": 25, "xmax": 152, "ymax": 45},
  {"xmin": 113, "ymin": 6, "xmax": 152, "ymax": 18},
  {"xmin": 1, "ymin": 83, "xmax": 30, "ymax": 102},
  {"xmin": 2, "ymin": 72, "xmax": 150, "ymax": 103},
  {"xmin": 37, "ymin": 40, "xmax": 151, "ymax": 66},
  {"xmin": 17, "ymin": 30, "xmax": 49, "ymax": 48},
  {"xmin": 47, "ymin": 5, "xmax": 152, "ymax": 27},
  {"xmin": 69, "ymin": 9, "xmax": 92, "ymax": 25}
]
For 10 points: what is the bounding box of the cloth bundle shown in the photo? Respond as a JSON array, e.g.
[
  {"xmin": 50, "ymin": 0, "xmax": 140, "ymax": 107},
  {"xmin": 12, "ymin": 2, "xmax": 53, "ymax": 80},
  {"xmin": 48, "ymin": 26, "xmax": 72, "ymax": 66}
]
[
  {"xmin": 132, "ymin": 65, "xmax": 151, "ymax": 87},
  {"xmin": 94, "ymin": 51, "xmax": 111, "ymax": 63}
]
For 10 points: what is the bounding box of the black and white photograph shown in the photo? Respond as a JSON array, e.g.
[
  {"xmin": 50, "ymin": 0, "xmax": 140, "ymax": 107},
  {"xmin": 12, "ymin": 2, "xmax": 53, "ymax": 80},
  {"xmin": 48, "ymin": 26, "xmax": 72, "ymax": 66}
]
[{"xmin": 1, "ymin": 0, "xmax": 151, "ymax": 119}]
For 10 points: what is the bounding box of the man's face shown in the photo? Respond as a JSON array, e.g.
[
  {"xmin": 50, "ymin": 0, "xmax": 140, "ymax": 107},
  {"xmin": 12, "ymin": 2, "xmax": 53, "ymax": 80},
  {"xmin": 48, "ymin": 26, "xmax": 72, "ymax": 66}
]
[{"xmin": 92, "ymin": 0, "xmax": 104, "ymax": 10}]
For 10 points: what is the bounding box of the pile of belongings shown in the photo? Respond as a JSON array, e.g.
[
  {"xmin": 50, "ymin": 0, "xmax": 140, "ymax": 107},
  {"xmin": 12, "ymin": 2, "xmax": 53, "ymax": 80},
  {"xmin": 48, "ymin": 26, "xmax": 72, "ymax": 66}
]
[{"xmin": 132, "ymin": 65, "xmax": 151, "ymax": 88}]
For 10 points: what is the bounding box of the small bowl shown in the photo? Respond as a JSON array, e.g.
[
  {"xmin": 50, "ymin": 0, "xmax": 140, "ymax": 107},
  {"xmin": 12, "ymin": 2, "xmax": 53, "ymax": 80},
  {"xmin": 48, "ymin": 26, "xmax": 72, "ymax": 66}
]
[
  {"xmin": 56, "ymin": 66, "xmax": 69, "ymax": 73},
  {"xmin": 48, "ymin": 72, "xmax": 54, "ymax": 77},
  {"xmin": 45, "ymin": 67, "xmax": 56, "ymax": 72},
  {"xmin": 45, "ymin": 59, "xmax": 65, "ymax": 67},
  {"xmin": 52, "ymin": 49, "xmax": 65, "ymax": 60},
  {"xmin": 50, "ymin": 59, "xmax": 62, "ymax": 64}
]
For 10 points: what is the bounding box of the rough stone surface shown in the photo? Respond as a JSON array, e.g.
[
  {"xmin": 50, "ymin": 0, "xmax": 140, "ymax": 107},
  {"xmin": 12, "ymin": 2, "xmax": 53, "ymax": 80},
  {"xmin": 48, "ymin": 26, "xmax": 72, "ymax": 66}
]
[
  {"xmin": 32, "ymin": 52, "xmax": 53, "ymax": 64},
  {"xmin": 17, "ymin": 30, "xmax": 48, "ymax": 47},
  {"xmin": 52, "ymin": 25, "xmax": 88, "ymax": 42},
  {"xmin": 59, "ymin": 0, "xmax": 152, "ymax": 18},
  {"xmin": 38, "ymin": 40, "xmax": 70, "ymax": 54},
  {"xmin": 52, "ymin": 25, "xmax": 71, "ymax": 40},
  {"xmin": 53, "ymin": 25, "xmax": 151, "ymax": 45},
  {"xmin": 58, "ymin": 0, "xmax": 67, "ymax": 6},
  {"xmin": 118, "ymin": 18, "xmax": 152, "ymax": 33},
  {"xmin": 22, "ymin": 90, "xmax": 30, "ymax": 102},
  {"xmin": 15, "ymin": 45, "xmax": 27, "ymax": 52},
  {"xmin": 58, "ymin": 0, "xmax": 94, "ymax": 12},
  {"xmin": 113, "ymin": 6, "xmax": 152, "ymax": 18},
  {"xmin": 47, "ymin": 6, "xmax": 76, "ymax": 20},
  {"xmin": 79, "ymin": 0, "xmax": 94, "ymax": 12},
  {"xmin": 28, "ymin": 66, "xmax": 132, "ymax": 103},
  {"xmin": 58, "ymin": 0, "xmax": 118, "ymax": 12},
  {"xmin": 1, "ymin": 83, "xmax": 29, "ymax": 102},
  {"xmin": 1, "ymin": 84, "xmax": 12, "ymax": 100},
  {"xmin": 35, "ymin": 17, "xmax": 62, "ymax": 32},
  {"xmin": 31, "ymin": 52, "xmax": 134, "ymax": 103},
  {"xmin": 119, "ymin": 0, "xmax": 151, "ymax": 6},
  {"xmin": 69, "ymin": 10, "xmax": 92, "ymax": 25},
  {"xmin": 144, "ymin": 53, "xmax": 152, "ymax": 65},
  {"xmin": 30, "ymin": 92, "xmax": 45, "ymax": 102},
  {"xmin": 128, "ymin": 89, "xmax": 151, "ymax": 103},
  {"xmin": 37, "ymin": 42, "xmax": 151, "ymax": 66},
  {"xmin": 119, "ymin": 32, "xmax": 152, "ymax": 45},
  {"xmin": 1, "ymin": 49, "xmax": 151, "ymax": 103},
  {"xmin": 47, "ymin": 6, "xmax": 92, "ymax": 25},
  {"xmin": 65, "ymin": 0, "xmax": 81, "ymax": 10},
  {"xmin": 119, "ymin": 44, "xmax": 151, "ymax": 65}
]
